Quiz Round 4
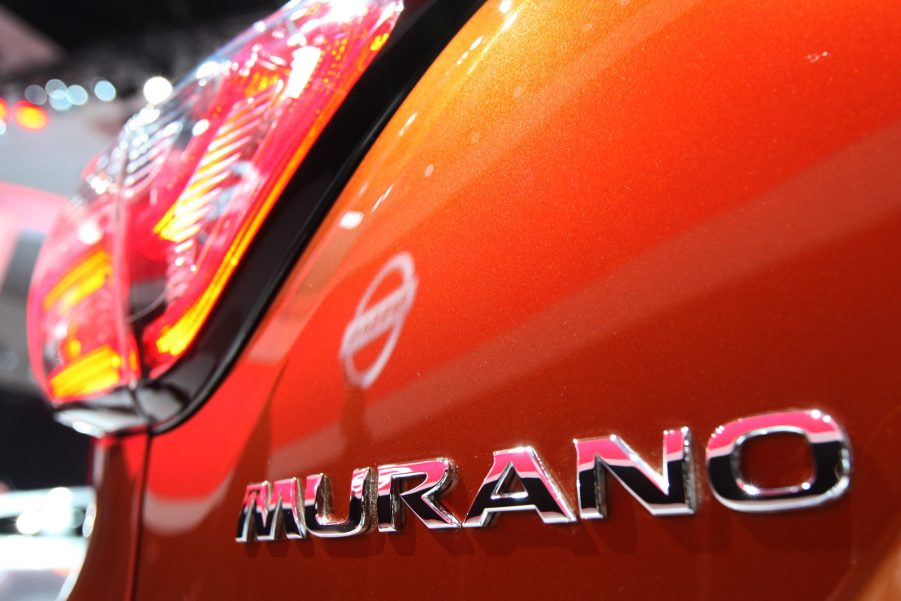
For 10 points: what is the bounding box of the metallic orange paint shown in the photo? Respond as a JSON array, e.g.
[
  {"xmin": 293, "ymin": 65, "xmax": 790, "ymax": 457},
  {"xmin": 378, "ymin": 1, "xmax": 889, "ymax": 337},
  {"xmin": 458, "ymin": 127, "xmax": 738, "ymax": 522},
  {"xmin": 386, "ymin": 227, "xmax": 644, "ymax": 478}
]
[
  {"xmin": 68, "ymin": 435, "xmax": 147, "ymax": 600},
  {"xmin": 71, "ymin": 0, "xmax": 901, "ymax": 598}
]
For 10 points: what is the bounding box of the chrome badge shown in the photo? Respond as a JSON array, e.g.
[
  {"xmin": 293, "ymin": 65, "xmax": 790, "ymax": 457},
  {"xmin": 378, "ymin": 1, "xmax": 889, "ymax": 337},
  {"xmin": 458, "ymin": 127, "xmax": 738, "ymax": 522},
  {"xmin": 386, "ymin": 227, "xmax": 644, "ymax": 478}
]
[{"xmin": 237, "ymin": 409, "xmax": 852, "ymax": 543}]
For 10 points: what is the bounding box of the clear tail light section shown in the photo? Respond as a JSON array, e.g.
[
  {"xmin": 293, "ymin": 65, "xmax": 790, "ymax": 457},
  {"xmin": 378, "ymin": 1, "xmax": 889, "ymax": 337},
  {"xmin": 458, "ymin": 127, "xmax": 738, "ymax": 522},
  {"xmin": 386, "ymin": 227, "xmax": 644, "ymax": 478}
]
[{"xmin": 28, "ymin": 0, "xmax": 403, "ymax": 411}]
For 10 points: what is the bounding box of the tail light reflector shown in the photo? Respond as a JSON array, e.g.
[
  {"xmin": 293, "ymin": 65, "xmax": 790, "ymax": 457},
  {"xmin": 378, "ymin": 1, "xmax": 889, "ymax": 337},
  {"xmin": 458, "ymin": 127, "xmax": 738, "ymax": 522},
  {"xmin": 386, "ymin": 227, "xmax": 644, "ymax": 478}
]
[{"xmin": 28, "ymin": 0, "xmax": 403, "ymax": 409}]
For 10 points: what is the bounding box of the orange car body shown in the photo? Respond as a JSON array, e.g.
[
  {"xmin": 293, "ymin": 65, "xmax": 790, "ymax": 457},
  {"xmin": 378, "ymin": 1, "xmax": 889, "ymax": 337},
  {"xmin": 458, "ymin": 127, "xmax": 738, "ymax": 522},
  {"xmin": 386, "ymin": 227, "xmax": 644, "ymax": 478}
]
[{"xmin": 67, "ymin": 0, "xmax": 900, "ymax": 598}]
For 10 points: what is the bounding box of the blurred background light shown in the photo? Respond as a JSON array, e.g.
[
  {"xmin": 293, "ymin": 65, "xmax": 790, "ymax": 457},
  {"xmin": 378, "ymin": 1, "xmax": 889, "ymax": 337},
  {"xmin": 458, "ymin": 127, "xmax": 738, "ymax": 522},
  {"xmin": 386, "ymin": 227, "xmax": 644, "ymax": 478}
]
[
  {"xmin": 92, "ymin": 80, "xmax": 116, "ymax": 102},
  {"xmin": 47, "ymin": 95, "xmax": 71, "ymax": 111},
  {"xmin": 65, "ymin": 84, "xmax": 87, "ymax": 106},
  {"xmin": 44, "ymin": 78, "xmax": 66, "ymax": 99},
  {"xmin": 24, "ymin": 84, "xmax": 48, "ymax": 105},
  {"xmin": 15, "ymin": 509, "xmax": 43, "ymax": 535},
  {"xmin": 12, "ymin": 101, "xmax": 48, "ymax": 130}
]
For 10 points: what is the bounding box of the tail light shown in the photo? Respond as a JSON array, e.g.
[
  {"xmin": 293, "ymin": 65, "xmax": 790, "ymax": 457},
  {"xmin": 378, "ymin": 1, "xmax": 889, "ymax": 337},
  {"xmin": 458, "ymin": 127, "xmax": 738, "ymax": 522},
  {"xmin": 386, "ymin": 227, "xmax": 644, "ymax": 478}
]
[{"xmin": 27, "ymin": 0, "xmax": 403, "ymax": 428}]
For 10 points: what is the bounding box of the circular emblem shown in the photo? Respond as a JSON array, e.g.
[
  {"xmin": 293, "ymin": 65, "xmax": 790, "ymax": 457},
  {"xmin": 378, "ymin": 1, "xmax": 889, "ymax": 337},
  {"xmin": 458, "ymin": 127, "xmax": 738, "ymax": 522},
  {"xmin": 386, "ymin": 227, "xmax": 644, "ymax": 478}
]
[{"xmin": 340, "ymin": 252, "xmax": 417, "ymax": 389}]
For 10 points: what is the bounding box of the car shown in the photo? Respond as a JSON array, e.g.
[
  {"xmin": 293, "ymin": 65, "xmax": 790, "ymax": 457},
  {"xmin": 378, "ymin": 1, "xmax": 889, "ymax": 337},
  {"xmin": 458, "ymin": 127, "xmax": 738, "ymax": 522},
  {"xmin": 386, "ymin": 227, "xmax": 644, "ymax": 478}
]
[{"xmin": 23, "ymin": 0, "xmax": 901, "ymax": 598}]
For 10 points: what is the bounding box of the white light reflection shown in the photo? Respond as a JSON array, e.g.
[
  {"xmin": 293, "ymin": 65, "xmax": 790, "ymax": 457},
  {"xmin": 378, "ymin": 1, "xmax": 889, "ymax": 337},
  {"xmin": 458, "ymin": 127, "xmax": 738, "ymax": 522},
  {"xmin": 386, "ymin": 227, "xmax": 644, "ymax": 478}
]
[
  {"xmin": 327, "ymin": 0, "xmax": 369, "ymax": 23},
  {"xmin": 805, "ymin": 51, "xmax": 829, "ymax": 63},
  {"xmin": 70, "ymin": 420, "xmax": 99, "ymax": 436},
  {"xmin": 77, "ymin": 219, "xmax": 103, "ymax": 244},
  {"xmin": 143, "ymin": 76, "xmax": 173, "ymax": 105},
  {"xmin": 286, "ymin": 46, "xmax": 323, "ymax": 98},
  {"xmin": 81, "ymin": 502, "xmax": 96, "ymax": 537},
  {"xmin": 192, "ymin": 119, "xmax": 210, "ymax": 136},
  {"xmin": 499, "ymin": 0, "xmax": 513, "ymax": 14},
  {"xmin": 371, "ymin": 184, "xmax": 393, "ymax": 213},
  {"xmin": 195, "ymin": 60, "xmax": 222, "ymax": 81},
  {"xmin": 397, "ymin": 112, "xmax": 417, "ymax": 137},
  {"xmin": 131, "ymin": 106, "xmax": 161, "ymax": 128},
  {"xmin": 339, "ymin": 211, "xmax": 365, "ymax": 229}
]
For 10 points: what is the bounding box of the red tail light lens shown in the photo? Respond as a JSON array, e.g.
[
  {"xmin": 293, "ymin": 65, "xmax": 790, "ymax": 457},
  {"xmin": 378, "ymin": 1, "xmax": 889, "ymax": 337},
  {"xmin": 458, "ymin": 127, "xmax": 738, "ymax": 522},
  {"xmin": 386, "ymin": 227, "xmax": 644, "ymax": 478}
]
[{"xmin": 28, "ymin": 0, "xmax": 403, "ymax": 406}]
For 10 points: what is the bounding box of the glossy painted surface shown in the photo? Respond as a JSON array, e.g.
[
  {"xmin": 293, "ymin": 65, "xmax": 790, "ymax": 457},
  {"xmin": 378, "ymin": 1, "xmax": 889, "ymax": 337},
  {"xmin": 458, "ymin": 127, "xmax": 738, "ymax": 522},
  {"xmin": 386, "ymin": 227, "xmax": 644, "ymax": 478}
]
[
  {"xmin": 107, "ymin": 0, "xmax": 901, "ymax": 598},
  {"xmin": 67, "ymin": 435, "xmax": 146, "ymax": 600}
]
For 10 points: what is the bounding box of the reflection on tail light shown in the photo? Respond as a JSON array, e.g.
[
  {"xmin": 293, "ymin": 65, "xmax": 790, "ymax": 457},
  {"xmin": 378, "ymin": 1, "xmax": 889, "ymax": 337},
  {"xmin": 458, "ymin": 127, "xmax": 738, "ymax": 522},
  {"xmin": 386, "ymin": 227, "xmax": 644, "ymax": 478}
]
[{"xmin": 28, "ymin": 0, "xmax": 403, "ymax": 406}]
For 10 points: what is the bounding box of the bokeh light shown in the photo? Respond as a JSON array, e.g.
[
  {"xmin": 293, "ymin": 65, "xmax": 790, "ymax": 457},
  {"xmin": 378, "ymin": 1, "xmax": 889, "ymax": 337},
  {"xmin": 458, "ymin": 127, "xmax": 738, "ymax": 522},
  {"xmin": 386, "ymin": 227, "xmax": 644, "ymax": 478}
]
[
  {"xmin": 13, "ymin": 101, "xmax": 50, "ymax": 130},
  {"xmin": 93, "ymin": 80, "xmax": 117, "ymax": 102}
]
